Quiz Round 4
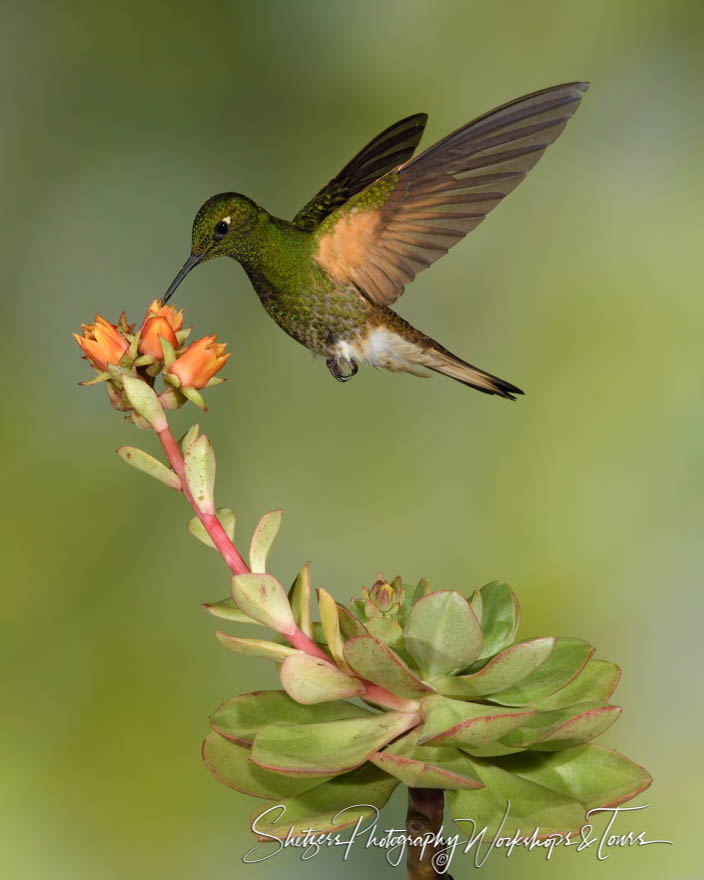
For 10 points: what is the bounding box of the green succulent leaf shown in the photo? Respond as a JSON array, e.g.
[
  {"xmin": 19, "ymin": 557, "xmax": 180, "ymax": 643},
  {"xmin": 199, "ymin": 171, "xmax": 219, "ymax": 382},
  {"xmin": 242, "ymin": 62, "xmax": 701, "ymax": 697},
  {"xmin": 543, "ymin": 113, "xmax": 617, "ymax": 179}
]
[
  {"xmin": 487, "ymin": 638, "xmax": 594, "ymax": 707},
  {"xmin": 419, "ymin": 694, "xmax": 534, "ymax": 748},
  {"xmin": 469, "ymin": 580, "xmax": 520, "ymax": 662},
  {"xmin": 116, "ymin": 446, "xmax": 180, "ymax": 490},
  {"xmin": 500, "ymin": 702, "xmax": 622, "ymax": 750},
  {"xmin": 80, "ymin": 370, "xmax": 111, "ymax": 386},
  {"xmin": 448, "ymin": 758, "xmax": 587, "ymax": 839},
  {"xmin": 433, "ymin": 638, "xmax": 556, "ymax": 698},
  {"xmin": 159, "ymin": 334, "xmax": 176, "ymax": 369},
  {"xmin": 288, "ymin": 562, "xmax": 314, "ymax": 639},
  {"xmin": 493, "ymin": 743, "xmax": 653, "ymax": 809},
  {"xmin": 336, "ymin": 603, "xmax": 368, "ymax": 639},
  {"xmin": 316, "ymin": 589, "xmax": 347, "ymax": 669},
  {"xmin": 348, "ymin": 597, "xmax": 367, "ymax": 623},
  {"xmin": 404, "ymin": 591, "xmax": 483, "ymax": 679},
  {"xmin": 187, "ymin": 507, "xmax": 235, "ymax": 548},
  {"xmin": 203, "ymin": 731, "xmax": 332, "ymax": 799},
  {"xmin": 279, "ymin": 654, "xmax": 364, "ymax": 704},
  {"xmin": 231, "ymin": 573, "xmax": 296, "ymax": 635},
  {"xmin": 201, "ymin": 597, "xmax": 261, "ymax": 624},
  {"xmin": 177, "ymin": 424, "xmax": 199, "ymax": 456},
  {"xmin": 210, "ymin": 691, "xmax": 372, "ymax": 747},
  {"xmin": 183, "ymin": 434, "xmax": 216, "ymax": 514},
  {"xmin": 251, "ymin": 711, "xmax": 420, "ymax": 776},
  {"xmin": 249, "ymin": 509, "xmax": 282, "ymax": 573},
  {"xmin": 365, "ymin": 616, "xmax": 405, "ymax": 652},
  {"xmin": 180, "ymin": 385, "xmax": 207, "ymax": 410},
  {"xmin": 411, "ymin": 577, "xmax": 431, "ymax": 604},
  {"xmin": 343, "ymin": 634, "xmax": 435, "ymax": 698},
  {"xmin": 532, "ymin": 659, "xmax": 621, "ymax": 710},
  {"xmin": 215, "ymin": 631, "xmax": 298, "ymax": 662},
  {"xmin": 398, "ymin": 579, "xmax": 427, "ymax": 627},
  {"xmin": 370, "ymin": 729, "xmax": 483, "ymax": 790},
  {"xmin": 122, "ymin": 374, "xmax": 167, "ymax": 431},
  {"xmin": 248, "ymin": 763, "xmax": 399, "ymax": 841},
  {"xmin": 460, "ymin": 741, "xmax": 526, "ymax": 758}
]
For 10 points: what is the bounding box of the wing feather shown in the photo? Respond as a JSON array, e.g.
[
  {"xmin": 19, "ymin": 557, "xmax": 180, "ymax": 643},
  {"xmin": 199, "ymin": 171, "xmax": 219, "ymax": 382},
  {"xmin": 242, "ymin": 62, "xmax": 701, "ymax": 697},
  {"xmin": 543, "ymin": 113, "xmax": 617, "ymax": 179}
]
[
  {"xmin": 314, "ymin": 82, "xmax": 588, "ymax": 305},
  {"xmin": 292, "ymin": 113, "xmax": 427, "ymax": 231}
]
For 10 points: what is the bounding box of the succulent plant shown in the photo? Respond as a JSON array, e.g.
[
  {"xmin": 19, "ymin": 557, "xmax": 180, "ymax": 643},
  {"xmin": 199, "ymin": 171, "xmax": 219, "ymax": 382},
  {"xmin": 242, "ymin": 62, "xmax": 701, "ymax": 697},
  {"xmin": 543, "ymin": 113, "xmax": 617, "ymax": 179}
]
[
  {"xmin": 202, "ymin": 528, "xmax": 651, "ymax": 844},
  {"xmin": 77, "ymin": 307, "xmax": 653, "ymax": 874}
]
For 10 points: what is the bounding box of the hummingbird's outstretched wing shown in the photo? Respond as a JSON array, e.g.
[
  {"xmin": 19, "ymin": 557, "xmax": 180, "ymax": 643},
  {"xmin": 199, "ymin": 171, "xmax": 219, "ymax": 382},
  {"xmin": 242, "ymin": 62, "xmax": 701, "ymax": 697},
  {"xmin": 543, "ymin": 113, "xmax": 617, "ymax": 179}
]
[
  {"xmin": 313, "ymin": 82, "xmax": 588, "ymax": 306},
  {"xmin": 292, "ymin": 114, "xmax": 428, "ymax": 232}
]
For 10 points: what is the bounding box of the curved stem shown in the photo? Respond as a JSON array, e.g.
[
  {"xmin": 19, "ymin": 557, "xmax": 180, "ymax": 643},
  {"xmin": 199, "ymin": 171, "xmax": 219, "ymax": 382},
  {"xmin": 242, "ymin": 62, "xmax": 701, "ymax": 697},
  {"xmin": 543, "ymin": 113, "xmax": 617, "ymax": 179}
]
[
  {"xmin": 157, "ymin": 426, "xmax": 250, "ymax": 575},
  {"xmin": 158, "ymin": 423, "xmax": 422, "ymax": 713}
]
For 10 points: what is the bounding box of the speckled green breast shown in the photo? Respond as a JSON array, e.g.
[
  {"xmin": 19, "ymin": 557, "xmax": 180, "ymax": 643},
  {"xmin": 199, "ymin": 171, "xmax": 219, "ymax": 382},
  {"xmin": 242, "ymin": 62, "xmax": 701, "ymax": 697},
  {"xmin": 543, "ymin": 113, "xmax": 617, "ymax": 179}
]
[{"xmin": 243, "ymin": 264, "xmax": 373, "ymax": 356}]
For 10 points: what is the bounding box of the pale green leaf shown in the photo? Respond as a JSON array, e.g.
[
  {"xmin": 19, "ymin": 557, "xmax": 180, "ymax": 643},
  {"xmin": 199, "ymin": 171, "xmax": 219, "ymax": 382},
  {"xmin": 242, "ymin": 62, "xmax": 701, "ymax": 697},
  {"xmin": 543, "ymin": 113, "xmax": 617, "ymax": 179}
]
[
  {"xmin": 404, "ymin": 591, "xmax": 483, "ymax": 678},
  {"xmin": 288, "ymin": 563, "xmax": 314, "ymax": 639},
  {"xmin": 279, "ymin": 653, "xmax": 364, "ymax": 703},
  {"xmin": 184, "ymin": 434, "xmax": 216, "ymax": 514},
  {"xmin": 215, "ymin": 631, "xmax": 299, "ymax": 662},
  {"xmin": 116, "ymin": 446, "xmax": 180, "ymax": 490},
  {"xmin": 249, "ymin": 509, "xmax": 282, "ymax": 573},
  {"xmin": 248, "ymin": 764, "xmax": 399, "ymax": 840},
  {"xmin": 203, "ymin": 731, "xmax": 331, "ymax": 799},
  {"xmin": 187, "ymin": 507, "xmax": 235, "ymax": 548},
  {"xmin": 122, "ymin": 374, "xmax": 167, "ymax": 431},
  {"xmin": 210, "ymin": 690, "xmax": 373, "ymax": 747},
  {"xmin": 343, "ymin": 634, "xmax": 434, "ymax": 698},
  {"xmin": 251, "ymin": 711, "xmax": 419, "ymax": 775},
  {"xmin": 231, "ymin": 573, "xmax": 295, "ymax": 635}
]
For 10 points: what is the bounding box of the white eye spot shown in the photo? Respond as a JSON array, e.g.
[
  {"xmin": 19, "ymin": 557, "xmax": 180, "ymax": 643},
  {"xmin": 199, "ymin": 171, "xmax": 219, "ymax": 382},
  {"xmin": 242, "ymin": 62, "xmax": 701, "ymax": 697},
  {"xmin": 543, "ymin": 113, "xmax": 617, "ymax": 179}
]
[{"xmin": 222, "ymin": 215, "xmax": 231, "ymax": 225}]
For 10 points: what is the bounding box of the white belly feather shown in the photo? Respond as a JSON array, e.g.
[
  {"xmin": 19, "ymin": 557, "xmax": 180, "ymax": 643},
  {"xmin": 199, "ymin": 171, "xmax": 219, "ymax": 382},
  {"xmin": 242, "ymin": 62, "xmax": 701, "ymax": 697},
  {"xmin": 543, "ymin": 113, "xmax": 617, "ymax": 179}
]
[{"xmin": 335, "ymin": 328, "xmax": 430, "ymax": 377}]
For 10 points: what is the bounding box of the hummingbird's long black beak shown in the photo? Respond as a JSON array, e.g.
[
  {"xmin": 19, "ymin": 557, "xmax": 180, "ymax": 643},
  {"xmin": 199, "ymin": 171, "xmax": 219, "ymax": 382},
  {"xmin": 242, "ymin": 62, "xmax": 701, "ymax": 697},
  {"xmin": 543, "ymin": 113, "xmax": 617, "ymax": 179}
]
[{"xmin": 162, "ymin": 252, "xmax": 204, "ymax": 305}]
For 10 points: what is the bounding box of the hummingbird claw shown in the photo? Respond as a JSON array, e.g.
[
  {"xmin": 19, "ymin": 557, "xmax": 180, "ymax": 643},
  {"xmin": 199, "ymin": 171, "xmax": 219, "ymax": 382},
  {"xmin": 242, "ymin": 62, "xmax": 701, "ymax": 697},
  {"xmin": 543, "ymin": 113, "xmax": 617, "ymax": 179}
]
[{"xmin": 326, "ymin": 357, "xmax": 358, "ymax": 383}]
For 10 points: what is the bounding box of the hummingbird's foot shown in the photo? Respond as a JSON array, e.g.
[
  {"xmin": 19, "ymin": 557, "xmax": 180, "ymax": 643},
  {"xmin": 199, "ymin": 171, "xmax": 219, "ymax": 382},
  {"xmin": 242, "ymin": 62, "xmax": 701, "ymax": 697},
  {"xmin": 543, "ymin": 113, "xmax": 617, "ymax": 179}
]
[{"xmin": 326, "ymin": 357, "xmax": 358, "ymax": 383}]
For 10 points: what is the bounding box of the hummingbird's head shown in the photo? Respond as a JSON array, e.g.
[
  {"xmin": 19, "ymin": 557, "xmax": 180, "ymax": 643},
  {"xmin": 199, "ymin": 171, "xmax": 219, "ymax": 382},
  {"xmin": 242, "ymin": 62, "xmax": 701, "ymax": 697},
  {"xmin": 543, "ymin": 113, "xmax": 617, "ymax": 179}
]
[{"xmin": 162, "ymin": 192, "xmax": 261, "ymax": 305}]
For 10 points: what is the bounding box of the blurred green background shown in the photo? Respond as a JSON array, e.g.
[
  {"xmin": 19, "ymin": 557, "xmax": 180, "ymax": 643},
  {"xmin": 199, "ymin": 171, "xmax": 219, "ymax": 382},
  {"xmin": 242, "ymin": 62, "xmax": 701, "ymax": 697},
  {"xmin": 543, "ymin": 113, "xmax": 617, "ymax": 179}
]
[{"xmin": 2, "ymin": 0, "xmax": 701, "ymax": 877}]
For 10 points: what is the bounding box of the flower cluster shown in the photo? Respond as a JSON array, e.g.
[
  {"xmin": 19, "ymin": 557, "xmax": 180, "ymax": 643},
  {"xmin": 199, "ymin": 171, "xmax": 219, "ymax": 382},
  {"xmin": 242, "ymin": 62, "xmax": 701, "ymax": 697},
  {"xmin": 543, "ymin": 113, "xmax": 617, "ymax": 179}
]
[{"xmin": 74, "ymin": 300, "xmax": 230, "ymax": 420}]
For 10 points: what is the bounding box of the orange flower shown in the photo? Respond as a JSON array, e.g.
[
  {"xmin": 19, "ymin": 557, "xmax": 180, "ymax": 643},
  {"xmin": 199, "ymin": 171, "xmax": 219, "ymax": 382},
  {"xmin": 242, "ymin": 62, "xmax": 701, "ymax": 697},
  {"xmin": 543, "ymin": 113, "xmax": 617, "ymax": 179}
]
[
  {"xmin": 140, "ymin": 298, "xmax": 183, "ymax": 334},
  {"xmin": 73, "ymin": 314, "xmax": 129, "ymax": 372},
  {"xmin": 139, "ymin": 316, "xmax": 179, "ymax": 360},
  {"xmin": 167, "ymin": 335, "xmax": 230, "ymax": 389}
]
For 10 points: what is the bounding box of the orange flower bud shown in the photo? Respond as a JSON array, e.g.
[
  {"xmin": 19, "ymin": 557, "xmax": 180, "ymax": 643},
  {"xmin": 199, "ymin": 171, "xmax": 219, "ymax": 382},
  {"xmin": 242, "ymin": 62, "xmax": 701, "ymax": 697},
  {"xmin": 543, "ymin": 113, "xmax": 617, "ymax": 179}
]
[
  {"xmin": 140, "ymin": 298, "xmax": 183, "ymax": 334},
  {"xmin": 73, "ymin": 315, "xmax": 129, "ymax": 372},
  {"xmin": 167, "ymin": 335, "xmax": 230, "ymax": 389},
  {"xmin": 139, "ymin": 316, "xmax": 179, "ymax": 360}
]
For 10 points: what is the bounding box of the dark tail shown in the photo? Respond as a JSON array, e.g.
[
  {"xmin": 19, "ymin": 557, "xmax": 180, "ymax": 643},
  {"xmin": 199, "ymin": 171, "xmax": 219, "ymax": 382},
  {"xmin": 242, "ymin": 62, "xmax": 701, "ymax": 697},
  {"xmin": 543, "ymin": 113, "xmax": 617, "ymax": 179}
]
[{"xmin": 417, "ymin": 340, "xmax": 523, "ymax": 400}]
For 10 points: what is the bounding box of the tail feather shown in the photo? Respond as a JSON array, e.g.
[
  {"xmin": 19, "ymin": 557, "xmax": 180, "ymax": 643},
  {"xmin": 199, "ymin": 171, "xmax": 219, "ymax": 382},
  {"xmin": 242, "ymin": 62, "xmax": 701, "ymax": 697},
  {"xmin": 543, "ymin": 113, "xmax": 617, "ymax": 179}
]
[
  {"xmin": 350, "ymin": 320, "xmax": 523, "ymax": 399},
  {"xmin": 418, "ymin": 343, "xmax": 523, "ymax": 400}
]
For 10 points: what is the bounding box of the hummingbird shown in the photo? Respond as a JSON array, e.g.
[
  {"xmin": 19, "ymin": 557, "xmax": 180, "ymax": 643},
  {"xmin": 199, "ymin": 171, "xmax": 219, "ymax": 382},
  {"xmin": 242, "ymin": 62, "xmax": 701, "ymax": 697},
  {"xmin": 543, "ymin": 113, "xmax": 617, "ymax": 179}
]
[{"xmin": 163, "ymin": 82, "xmax": 588, "ymax": 399}]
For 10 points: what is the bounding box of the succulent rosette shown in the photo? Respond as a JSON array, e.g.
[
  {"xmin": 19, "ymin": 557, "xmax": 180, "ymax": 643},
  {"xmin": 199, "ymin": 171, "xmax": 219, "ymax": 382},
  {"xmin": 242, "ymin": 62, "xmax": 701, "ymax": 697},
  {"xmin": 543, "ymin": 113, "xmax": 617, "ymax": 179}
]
[{"xmin": 203, "ymin": 545, "xmax": 652, "ymax": 842}]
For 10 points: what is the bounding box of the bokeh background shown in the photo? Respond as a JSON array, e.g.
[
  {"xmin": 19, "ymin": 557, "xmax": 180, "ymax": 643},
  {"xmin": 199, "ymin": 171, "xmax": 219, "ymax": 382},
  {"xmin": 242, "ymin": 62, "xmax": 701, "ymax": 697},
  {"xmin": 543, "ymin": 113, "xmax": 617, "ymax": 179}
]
[{"xmin": 2, "ymin": 1, "xmax": 702, "ymax": 877}]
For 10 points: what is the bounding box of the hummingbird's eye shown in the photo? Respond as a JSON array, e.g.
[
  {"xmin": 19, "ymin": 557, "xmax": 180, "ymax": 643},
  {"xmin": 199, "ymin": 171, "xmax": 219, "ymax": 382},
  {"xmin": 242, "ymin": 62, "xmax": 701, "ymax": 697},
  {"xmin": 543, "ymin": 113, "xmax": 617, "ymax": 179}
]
[{"xmin": 213, "ymin": 218, "xmax": 231, "ymax": 240}]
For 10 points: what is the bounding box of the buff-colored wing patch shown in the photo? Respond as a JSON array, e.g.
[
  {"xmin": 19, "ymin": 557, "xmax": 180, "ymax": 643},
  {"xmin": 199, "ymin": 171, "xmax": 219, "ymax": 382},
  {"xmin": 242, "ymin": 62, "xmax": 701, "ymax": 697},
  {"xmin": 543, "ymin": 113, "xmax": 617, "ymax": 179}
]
[{"xmin": 314, "ymin": 82, "xmax": 588, "ymax": 306}]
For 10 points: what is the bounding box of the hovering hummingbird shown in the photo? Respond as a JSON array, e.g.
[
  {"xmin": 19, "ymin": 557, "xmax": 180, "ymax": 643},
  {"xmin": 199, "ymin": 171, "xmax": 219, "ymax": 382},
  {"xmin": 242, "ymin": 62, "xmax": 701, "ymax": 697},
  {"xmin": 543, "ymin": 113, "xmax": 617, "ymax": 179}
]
[{"xmin": 163, "ymin": 82, "xmax": 588, "ymax": 399}]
